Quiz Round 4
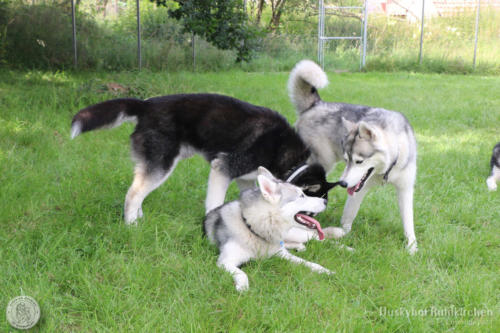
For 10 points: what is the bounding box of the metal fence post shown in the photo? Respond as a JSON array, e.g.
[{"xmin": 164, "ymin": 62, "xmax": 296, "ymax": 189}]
[
  {"xmin": 362, "ymin": 0, "xmax": 368, "ymax": 68},
  {"xmin": 192, "ymin": 33, "xmax": 196, "ymax": 71},
  {"xmin": 137, "ymin": 0, "xmax": 142, "ymax": 70},
  {"xmin": 418, "ymin": 0, "xmax": 425, "ymax": 65},
  {"xmin": 473, "ymin": 0, "xmax": 480, "ymax": 70},
  {"xmin": 317, "ymin": 0, "xmax": 323, "ymax": 68},
  {"xmin": 71, "ymin": 0, "xmax": 77, "ymax": 68}
]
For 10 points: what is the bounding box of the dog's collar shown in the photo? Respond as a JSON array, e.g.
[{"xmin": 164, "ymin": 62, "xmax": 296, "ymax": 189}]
[
  {"xmin": 286, "ymin": 164, "xmax": 309, "ymax": 183},
  {"xmin": 300, "ymin": 101, "xmax": 319, "ymax": 115},
  {"xmin": 241, "ymin": 213, "xmax": 267, "ymax": 242},
  {"xmin": 383, "ymin": 155, "xmax": 398, "ymax": 181}
]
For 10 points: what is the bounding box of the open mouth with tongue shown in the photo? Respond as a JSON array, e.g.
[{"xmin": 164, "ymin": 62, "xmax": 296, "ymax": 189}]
[
  {"xmin": 347, "ymin": 167, "xmax": 374, "ymax": 196},
  {"xmin": 294, "ymin": 212, "xmax": 325, "ymax": 240}
]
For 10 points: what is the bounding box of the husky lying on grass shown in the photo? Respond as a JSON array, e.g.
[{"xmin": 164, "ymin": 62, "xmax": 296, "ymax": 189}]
[
  {"xmin": 204, "ymin": 167, "xmax": 333, "ymax": 291},
  {"xmin": 71, "ymin": 93, "xmax": 338, "ymax": 224},
  {"xmin": 288, "ymin": 60, "xmax": 418, "ymax": 254},
  {"xmin": 487, "ymin": 142, "xmax": 500, "ymax": 191}
]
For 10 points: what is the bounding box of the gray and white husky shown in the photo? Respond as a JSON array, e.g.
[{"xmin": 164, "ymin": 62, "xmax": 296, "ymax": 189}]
[
  {"xmin": 288, "ymin": 60, "xmax": 418, "ymax": 254},
  {"xmin": 487, "ymin": 142, "xmax": 500, "ymax": 191},
  {"xmin": 204, "ymin": 167, "xmax": 332, "ymax": 291}
]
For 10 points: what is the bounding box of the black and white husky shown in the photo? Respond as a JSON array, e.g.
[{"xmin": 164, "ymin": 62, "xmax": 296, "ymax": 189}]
[
  {"xmin": 288, "ymin": 60, "xmax": 418, "ymax": 254},
  {"xmin": 487, "ymin": 142, "xmax": 500, "ymax": 191},
  {"xmin": 71, "ymin": 93, "xmax": 337, "ymax": 224},
  {"xmin": 204, "ymin": 167, "xmax": 332, "ymax": 291}
]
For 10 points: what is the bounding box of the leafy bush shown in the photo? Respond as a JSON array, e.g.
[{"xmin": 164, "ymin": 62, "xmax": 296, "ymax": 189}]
[{"xmin": 0, "ymin": 3, "xmax": 102, "ymax": 69}]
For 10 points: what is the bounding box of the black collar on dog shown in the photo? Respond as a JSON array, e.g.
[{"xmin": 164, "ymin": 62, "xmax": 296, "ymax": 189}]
[
  {"xmin": 301, "ymin": 101, "xmax": 319, "ymax": 115},
  {"xmin": 383, "ymin": 156, "xmax": 398, "ymax": 181},
  {"xmin": 241, "ymin": 213, "xmax": 267, "ymax": 242}
]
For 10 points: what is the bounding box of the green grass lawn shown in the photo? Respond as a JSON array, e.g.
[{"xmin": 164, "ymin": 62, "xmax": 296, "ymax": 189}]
[{"xmin": 1, "ymin": 69, "xmax": 499, "ymax": 331}]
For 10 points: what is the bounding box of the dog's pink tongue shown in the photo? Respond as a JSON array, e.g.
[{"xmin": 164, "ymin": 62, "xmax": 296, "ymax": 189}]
[
  {"xmin": 347, "ymin": 187, "xmax": 355, "ymax": 196},
  {"xmin": 347, "ymin": 182, "xmax": 360, "ymax": 196},
  {"xmin": 297, "ymin": 213, "xmax": 325, "ymax": 240}
]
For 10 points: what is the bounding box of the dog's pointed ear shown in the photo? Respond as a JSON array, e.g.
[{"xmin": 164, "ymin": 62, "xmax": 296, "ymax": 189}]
[
  {"xmin": 257, "ymin": 166, "xmax": 276, "ymax": 180},
  {"xmin": 358, "ymin": 121, "xmax": 378, "ymax": 141},
  {"xmin": 257, "ymin": 174, "xmax": 281, "ymax": 204},
  {"xmin": 341, "ymin": 117, "xmax": 357, "ymax": 132}
]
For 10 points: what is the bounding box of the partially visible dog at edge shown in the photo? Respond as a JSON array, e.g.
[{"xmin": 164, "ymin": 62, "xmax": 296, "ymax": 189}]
[
  {"xmin": 288, "ymin": 60, "xmax": 419, "ymax": 254},
  {"xmin": 487, "ymin": 142, "xmax": 500, "ymax": 191},
  {"xmin": 204, "ymin": 166, "xmax": 333, "ymax": 291},
  {"xmin": 70, "ymin": 93, "xmax": 338, "ymax": 226}
]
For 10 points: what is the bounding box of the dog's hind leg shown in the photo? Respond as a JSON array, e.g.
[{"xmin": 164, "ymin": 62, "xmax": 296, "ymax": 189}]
[
  {"xmin": 487, "ymin": 166, "xmax": 499, "ymax": 191},
  {"xmin": 217, "ymin": 242, "xmax": 252, "ymax": 291},
  {"xmin": 396, "ymin": 184, "xmax": 417, "ymax": 255},
  {"xmin": 124, "ymin": 162, "xmax": 178, "ymax": 225},
  {"xmin": 205, "ymin": 159, "xmax": 232, "ymax": 214},
  {"xmin": 124, "ymin": 132, "xmax": 182, "ymax": 224}
]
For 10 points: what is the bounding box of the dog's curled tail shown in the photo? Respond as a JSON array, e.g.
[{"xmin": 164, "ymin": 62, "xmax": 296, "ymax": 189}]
[
  {"xmin": 288, "ymin": 60, "xmax": 328, "ymax": 114},
  {"xmin": 71, "ymin": 98, "xmax": 145, "ymax": 139}
]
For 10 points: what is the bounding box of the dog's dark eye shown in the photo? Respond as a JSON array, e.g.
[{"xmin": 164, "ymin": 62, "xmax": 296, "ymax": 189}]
[{"xmin": 355, "ymin": 160, "xmax": 363, "ymax": 164}]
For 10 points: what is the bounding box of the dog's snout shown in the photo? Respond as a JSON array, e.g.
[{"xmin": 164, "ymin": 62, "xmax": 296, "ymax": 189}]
[
  {"xmin": 323, "ymin": 198, "xmax": 328, "ymax": 205},
  {"xmin": 338, "ymin": 181, "xmax": 348, "ymax": 188}
]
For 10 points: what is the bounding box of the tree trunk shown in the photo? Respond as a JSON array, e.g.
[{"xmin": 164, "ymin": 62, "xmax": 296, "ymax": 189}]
[
  {"xmin": 269, "ymin": 0, "xmax": 286, "ymax": 31},
  {"xmin": 256, "ymin": 0, "xmax": 265, "ymax": 25}
]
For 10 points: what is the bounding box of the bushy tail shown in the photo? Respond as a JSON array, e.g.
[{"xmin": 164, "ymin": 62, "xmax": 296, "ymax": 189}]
[
  {"xmin": 288, "ymin": 60, "xmax": 329, "ymax": 114},
  {"xmin": 70, "ymin": 98, "xmax": 145, "ymax": 139}
]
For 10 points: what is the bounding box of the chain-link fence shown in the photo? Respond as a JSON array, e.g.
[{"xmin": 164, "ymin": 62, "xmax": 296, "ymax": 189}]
[{"xmin": 1, "ymin": 0, "xmax": 499, "ymax": 73}]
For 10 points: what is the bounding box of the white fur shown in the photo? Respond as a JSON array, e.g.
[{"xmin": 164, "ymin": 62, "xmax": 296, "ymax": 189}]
[
  {"xmin": 288, "ymin": 60, "xmax": 328, "ymax": 113},
  {"xmin": 487, "ymin": 165, "xmax": 499, "ymax": 191},
  {"xmin": 70, "ymin": 121, "xmax": 82, "ymax": 139},
  {"xmin": 205, "ymin": 159, "xmax": 232, "ymax": 214}
]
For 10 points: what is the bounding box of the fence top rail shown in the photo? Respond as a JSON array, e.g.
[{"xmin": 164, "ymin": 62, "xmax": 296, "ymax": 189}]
[
  {"xmin": 320, "ymin": 36, "xmax": 362, "ymax": 40},
  {"xmin": 324, "ymin": 6, "xmax": 364, "ymax": 10}
]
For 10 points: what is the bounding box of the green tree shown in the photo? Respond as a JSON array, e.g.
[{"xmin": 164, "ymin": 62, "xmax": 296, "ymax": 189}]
[{"xmin": 153, "ymin": 0, "xmax": 261, "ymax": 62}]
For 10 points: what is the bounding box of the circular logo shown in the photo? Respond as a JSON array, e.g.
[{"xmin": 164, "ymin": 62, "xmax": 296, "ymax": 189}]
[{"xmin": 6, "ymin": 296, "xmax": 41, "ymax": 330}]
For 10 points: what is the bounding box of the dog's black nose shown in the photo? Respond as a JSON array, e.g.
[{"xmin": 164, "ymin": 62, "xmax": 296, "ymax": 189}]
[
  {"xmin": 323, "ymin": 198, "xmax": 328, "ymax": 205},
  {"xmin": 338, "ymin": 181, "xmax": 348, "ymax": 188}
]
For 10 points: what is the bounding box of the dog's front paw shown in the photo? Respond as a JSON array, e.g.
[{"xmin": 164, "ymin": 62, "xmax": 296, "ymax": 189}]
[
  {"xmin": 407, "ymin": 241, "xmax": 418, "ymax": 255},
  {"xmin": 124, "ymin": 210, "xmax": 139, "ymax": 225},
  {"xmin": 124, "ymin": 218, "xmax": 138, "ymax": 226},
  {"xmin": 323, "ymin": 227, "xmax": 348, "ymax": 239},
  {"xmin": 234, "ymin": 274, "xmax": 249, "ymax": 292},
  {"xmin": 487, "ymin": 177, "xmax": 497, "ymax": 191},
  {"xmin": 311, "ymin": 263, "xmax": 334, "ymax": 275},
  {"xmin": 125, "ymin": 207, "xmax": 144, "ymax": 225}
]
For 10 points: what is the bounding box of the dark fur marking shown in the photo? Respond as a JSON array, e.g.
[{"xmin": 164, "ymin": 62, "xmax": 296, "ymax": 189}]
[{"xmin": 491, "ymin": 142, "xmax": 500, "ymax": 169}]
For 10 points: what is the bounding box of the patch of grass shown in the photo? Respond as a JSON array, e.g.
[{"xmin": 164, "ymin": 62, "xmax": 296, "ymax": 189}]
[{"xmin": 0, "ymin": 69, "xmax": 499, "ymax": 331}]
